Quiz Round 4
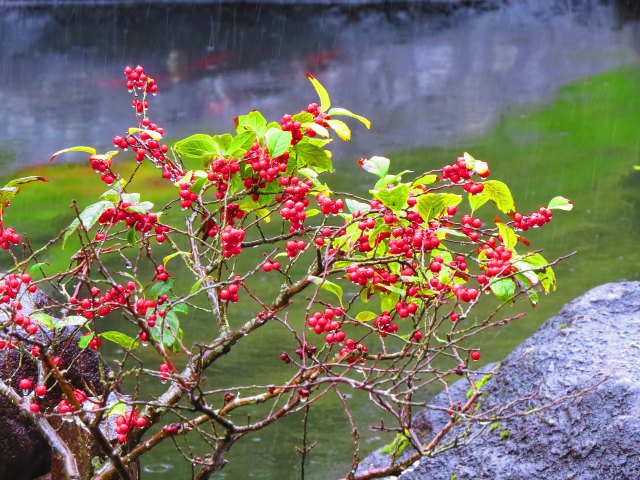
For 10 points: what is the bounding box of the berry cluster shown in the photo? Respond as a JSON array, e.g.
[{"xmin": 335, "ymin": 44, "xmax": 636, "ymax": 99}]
[
  {"xmin": 388, "ymin": 226, "xmax": 440, "ymax": 258},
  {"xmin": 115, "ymin": 410, "xmax": 147, "ymax": 443},
  {"xmin": 277, "ymin": 176, "xmax": 313, "ymax": 232},
  {"xmin": 307, "ymin": 308, "xmax": 345, "ymax": 344},
  {"xmin": 261, "ymin": 259, "xmax": 281, "ymax": 272},
  {"xmin": 244, "ymin": 141, "xmax": 289, "ymax": 183},
  {"xmin": 442, "ymin": 156, "xmax": 490, "ymax": 183},
  {"xmin": 70, "ymin": 281, "xmax": 136, "ymax": 320},
  {"xmin": 221, "ymin": 225, "xmax": 245, "ymax": 258},
  {"xmin": 513, "ymin": 207, "xmax": 553, "ymax": 231},
  {"xmin": 219, "ymin": 277, "xmax": 242, "ymax": 303},
  {"xmin": 208, "ymin": 157, "xmax": 240, "ymax": 199},
  {"xmin": 98, "ymin": 204, "xmax": 163, "ymax": 240},
  {"xmin": 479, "ymin": 242, "xmax": 515, "ymax": 278},
  {"xmin": 338, "ymin": 338, "xmax": 368, "ymax": 365},
  {"xmin": 280, "ymin": 114, "xmax": 303, "ymax": 145},
  {"xmin": 285, "ymin": 240, "xmax": 307, "ymax": 258},
  {"xmin": 373, "ymin": 311, "xmax": 398, "ymax": 336},
  {"xmin": 461, "ymin": 214, "xmax": 483, "ymax": 242},
  {"xmin": 123, "ymin": 65, "xmax": 158, "ymax": 95},
  {"xmin": 316, "ymin": 193, "xmax": 344, "ymax": 215},
  {"xmin": 0, "ymin": 223, "xmax": 20, "ymax": 250},
  {"xmin": 178, "ymin": 181, "xmax": 199, "ymax": 209}
]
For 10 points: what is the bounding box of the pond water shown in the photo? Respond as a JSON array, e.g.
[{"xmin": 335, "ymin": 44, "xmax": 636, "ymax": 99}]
[{"xmin": 1, "ymin": 1, "xmax": 640, "ymax": 479}]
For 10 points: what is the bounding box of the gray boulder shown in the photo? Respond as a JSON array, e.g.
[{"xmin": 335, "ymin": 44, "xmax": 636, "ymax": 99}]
[{"xmin": 364, "ymin": 281, "xmax": 640, "ymax": 480}]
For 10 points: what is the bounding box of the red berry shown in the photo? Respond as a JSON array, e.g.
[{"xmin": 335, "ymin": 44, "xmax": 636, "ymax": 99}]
[{"xmin": 471, "ymin": 350, "xmax": 481, "ymax": 361}]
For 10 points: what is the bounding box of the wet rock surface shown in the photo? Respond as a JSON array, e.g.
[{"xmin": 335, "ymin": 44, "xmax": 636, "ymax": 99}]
[{"xmin": 363, "ymin": 282, "xmax": 640, "ymax": 479}]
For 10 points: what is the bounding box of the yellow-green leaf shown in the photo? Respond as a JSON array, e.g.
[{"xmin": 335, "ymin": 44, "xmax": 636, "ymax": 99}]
[{"xmin": 306, "ymin": 73, "xmax": 331, "ymax": 112}]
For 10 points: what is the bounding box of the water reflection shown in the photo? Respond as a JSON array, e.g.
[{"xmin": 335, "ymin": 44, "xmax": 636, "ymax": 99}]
[{"xmin": 0, "ymin": 0, "xmax": 639, "ymax": 168}]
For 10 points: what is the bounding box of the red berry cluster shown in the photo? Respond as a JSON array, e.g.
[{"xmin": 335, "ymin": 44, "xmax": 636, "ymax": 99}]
[
  {"xmin": 479, "ymin": 242, "xmax": 515, "ymax": 278},
  {"xmin": 0, "ymin": 273, "xmax": 36, "ymax": 306},
  {"xmin": 395, "ymin": 301, "xmax": 418, "ymax": 319},
  {"xmin": 461, "ymin": 214, "xmax": 483, "ymax": 242},
  {"xmin": 285, "ymin": 240, "xmax": 307, "ymax": 258},
  {"xmin": 307, "ymin": 308, "xmax": 345, "ymax": 344},
  {"xmin": 294, "ymin": 342, "xmax": 317, "ymax": 359},
  {"xmin": 221, "ymin": 225, "xmax": 245, "ymax": 258},
  {"xmin": 219, "ymin": 277, "xmax": 241, "ymax": 303},
  {"xmin": 316, "ymin": 193, "xmax": 344, "ymax": 215},
  {"xmin": 115, "ymin": 410, "xmax": 147, "ymax": 443},
  {"xmin": 451, "ymin": 285, "xmax": 479, "ymax": 303},
  {"xmin": 0, "ymin": 222, "xmax": 20, "ymax": 250},
  {"xmin": 159, "ymin": 362, "xmax": 171, "ymax": 383},
  {"xmin": 280, "ymin": 114, "xmax": 303, "ymax": 145},
  {"xmin": 513, "ymin": 207, "xmax": 553, "ymax": 231},
  {"xmin": 88, "ymin": 154, "xmax": 117, "ymax": 185},
  {"xmin": 178, "ymin": 181, "xmax": 199, "ymax": 209},
  {"xmin": 442, "ymin": 156, "xmax": 490, "ymax": 183},
  {"xmin": 208, "ymin": 158, "xmax": 240, "ymax": 199},
  {"xmin": 70, "ymin": 281, "xmax": 136, "ymax": 320},
  {"xmin": 373, "ymin": 311, "xmax": 398, "ymax": 336},
  {"xmin": 244, "ymin": 141, "xmax": 289, "ymax": 183},
  {"xmin": 154, "ymin": 265, "xmax": 170, "ymax": 282},
  {"xmin": 277, "ymin": 176, "xmax": 313, "ymax": 232},
  {"xmin": 98, "ymin": 204, "xmax": 163, "ymax": 240},
  {"xmin": 305, "ymin": 103, "xmax": 329, "ymax": 137},
  {"xmin": 123, "ymin": 65, "xmax": 158, "ymax": 94},
  {"xmin": 261, "ymin": 259, "xmax": 281, "ymax": 272},
  {"xmin": 338, "ymin": 338, "xmax": 368, "ymax": 365},
  {"xmin": 388, "ymin": 226, "xmax": 440, "ymax": 257},
  {"xmin": 220, "ymin": 203, "xmax": 245, "ymax": 227}
]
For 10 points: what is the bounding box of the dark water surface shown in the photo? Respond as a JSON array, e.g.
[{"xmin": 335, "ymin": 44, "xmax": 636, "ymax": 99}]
[{"xmin": 1, "ymin": 1, "xmax": 640, "ymax": 479}]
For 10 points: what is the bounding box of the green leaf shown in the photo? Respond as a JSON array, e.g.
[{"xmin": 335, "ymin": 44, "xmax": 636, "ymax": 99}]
[
  {"xmin": 548, "ymin": 196, "xmax": 573, "ymax": 211},
  {"xmin": 374, "ymin": 184, "xmax": 410, "ymax": 213},
  {"xmin": 5, "ymin": 176, "xmax": 47, "ymax": 188},
  {"xmin": 308, "ymin": 275, "xmax": 343, "ymax": 307},
  {"xmin": 163, "ymin": 251, "xmax": 189, "ymax": 268},
  {"xmin": 101, "ymin": 331, "xmax": 139, "ymax": 350},
  {"xmin": 326, "ymin": 119, "xmax": 351, "ymax": 141},
  {"xmin": 174, "ymin": 134, "xmax": 218, "ymax": 162},
  {"xmin": 326, "ymin": 107, "xmax": 371, "ymax": 129},
  {"xmin": 265, "ymin": 128, "xmax": 292, "ymax": 158},
  {"xmin": 31, "ymin": 312, "xmax": 54, "ymax": 329},
  {"xmin": 63, "ymin": 200, "xmax": 113, "ymax": 250},
  {"xmin": 497, "ymin": 223, "xmax": 517, "ymax": 250},
  {"xmin": 236, "ymin": 111, "xmax": 268, "ymax": 136},
  {"xmin": 462, "ymin": 152, "xmax": 489, "ymax": 175},
  {"xmin": 212, "ymin": 133, "xmax": 234, "ymax": 155},
  {"xmin": 124, "ymin": 201, "xmax": 154, "ymax": 214},
  {"xmin": 107, "ymin": 402, "xmax": 127, "ymax": 416},
  {"xmin": 355, "ymin": 311, "xmax": 377, "ymax": 322},
  {"xmin": 150, "ymin": 310, "xmax": 182, "ymax": 352},
  {"xmin": 172, "ymin": 303, "xmax": 189, "ymax": 315},
  {"xmin": 55, "ymin": 315, "xmax": 90, "ymax": 328},
  {"xmin": 292, "ymin": 112, "xmax": 314, "ymax": 123},
  {"xmin": 0, "ymin": 187, "xmax": 19, "ymax": 206},
  {"xmin": 50, "ymin": 146, "xmax": 96, "ymax": 162},
  {"xmin": 361, "ymin": 156, "xmax": 390, "ymax": 178},
  {"xmin": 294, "ymin": 142, "xmax": 333, "ymax": 172},
  {"xmin": 128, "ymin": 127, "xmax": 162, "ymax": 141},
  {"xmin": 416, "ymin": 193, "xmax": 462, "ymax": 222},
  {"xmin": 147, "ymin": 279, "xmax": 175, "ymax": 301},
  {"xmin": 345, "ymin": 199, "xmax": 371, "ymax": 214},
  {"xmin": 469, "ymin": 180, "xmax": 515, "ymax": 214},
  {"xmin": 412, "ymin": 174, "xmax": 438, "ymax": 186},
  {"xmin": 229, "ymin": 130, "xmax": 256, "ymax": 157},
  {"xmin": 78, "ymin": 332, "xmax": 94, "ymax": 349},
  {"xmin": 520, "ymin": 253, "xmax": 556, "ymax": 293},
  {"xmin": 190, "ymin": 276, "xmax": 211, "ymax": 294},
  {"xmin": 306, "ymin": 73, "xmax": 331, "ymax": 112},
  {"xmin": 490, "ymin": 278, "xmax": 516, "ymax": 301},
  {"xmin": 380, "ymin": 432, "xmax": 410, "ymax": 456},
  {"xmin": 29, "ymin": 262, "xmax": 49, "ymax": 276},
  {"xmin": 127, "ymin": 227, "xmax": 136, "ymax": 246},
  {"xmin": 302, "ymin": 122, "xmax": 330, "ymax": 138}
]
